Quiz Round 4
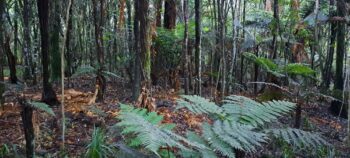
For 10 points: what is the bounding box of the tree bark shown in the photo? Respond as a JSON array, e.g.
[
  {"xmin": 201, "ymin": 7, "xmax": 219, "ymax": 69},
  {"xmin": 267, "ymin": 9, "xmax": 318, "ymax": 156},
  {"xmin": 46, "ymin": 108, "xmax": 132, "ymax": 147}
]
[
  {"xmin": 322, "ymin": 0, "xmax": 337, "ymax": 89},
  {"xmin": 4, "ymin": 36, "xmax": 18, "ymax": 84},
  {"xmin": 92, "ymin": 0, "xmax": 106, "ymax": 103},
  {"xmin": 0, "ymin": 0, "xmax": 5, "ymax": 106},
  {"xmin": 23, "ymin": 0, "xmax": 33, "ymax": 82},
  {"xmin": 195, "ymin": 0, "xmax": 202, "ymax": 95},
  {"xmin": 183, "ymin": 0, "xmax": 189, "ymax": 94},
  {"xmin": 270, "ymin": 0, "xmax": 279, "ymax": 59},
  {"xmin": 330, "ymin": 0, "xmax": 348, "ymax": 118},
  {"xmin": 37, "ymin": 0, "xmax": 59, "ymax": 106},
  {"xmin": 155, "ymin": 0, "xmax": 162, "ymax": 27},
  {"xmin": 132, "ymin": 0, "xmax": 141, "ymax": 100},
  {"xmin": 49, "ymin": 0, "xmax": 61, "ymax": 81},
  {"xmin": 164, "ymin": 0, "xmax": 176, "ymax": 29},
  {"xmin": 20, "ymin": 99, "xmax": 35, "ymax": 158}
]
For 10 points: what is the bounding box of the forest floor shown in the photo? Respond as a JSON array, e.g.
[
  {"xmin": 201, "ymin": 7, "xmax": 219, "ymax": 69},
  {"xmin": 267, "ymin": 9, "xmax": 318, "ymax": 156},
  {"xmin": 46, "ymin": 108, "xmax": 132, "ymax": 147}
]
[{"xmin": 0, "ymin": 75, "xmax": 349, "ymax": 157}]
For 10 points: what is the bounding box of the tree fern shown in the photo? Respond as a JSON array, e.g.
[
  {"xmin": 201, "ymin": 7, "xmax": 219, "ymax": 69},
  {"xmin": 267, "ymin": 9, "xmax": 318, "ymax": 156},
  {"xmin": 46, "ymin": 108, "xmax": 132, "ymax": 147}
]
[
  {"xmin": 222, "ymin": 95, "xmax": 295, "ymax": 126},
  {"xmin": 116, "ymin": 104, "xmax": 205, "ymax": 157},
  {"xmin": 266, "ymin": 128, "xmax": 329, "ymax": 149},
  {"xmin": 28, "ymin": 101, "xmax": 55, "ymax": 116},
  {"xmin": 177, "ymin": 95, "xmax": 331, "ymax": 157},
  {"xmin": 177, "ymin": 95, "xmax": 223, "ymax": 115}
]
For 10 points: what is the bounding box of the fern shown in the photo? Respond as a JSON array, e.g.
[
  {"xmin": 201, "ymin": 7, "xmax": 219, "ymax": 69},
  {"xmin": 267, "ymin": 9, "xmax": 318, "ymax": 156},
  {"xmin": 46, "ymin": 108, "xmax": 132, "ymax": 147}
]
[
  {"xmin": 222, "ymin": 95, "xmax": 295, "ymax": 126},
  {"xmin": 282, "ymin": 63, "xmax": 315, "ymax": 77},
  {"xmin": 116, "ymin": 104, "xmax": 205, "ymax": 157},
  {"xmin": 177, "ymin": 95, "xmax": 223, "ymax": 115},
  {"xmin": 72, "ymin": 65, "xmax": 97, "ymax": 78},
  {"xmin": 29, "ymin": 101, "xmax": 55, "ymax": 116},
  {"xmin": 86, "ymin": 127, "xmax": 115, "ymax": 158},
  {"xmin": 266, "ymin": 128, "xmax": 329, "ymax": 149},
  {"xmin": 177, "ymin": 95, "xmax": 330, "ymax": 157}
]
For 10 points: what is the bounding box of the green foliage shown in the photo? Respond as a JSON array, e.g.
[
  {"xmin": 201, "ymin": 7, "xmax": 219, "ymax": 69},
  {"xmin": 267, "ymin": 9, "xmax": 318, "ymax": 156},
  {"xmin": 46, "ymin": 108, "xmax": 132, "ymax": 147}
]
[
  {"xmin": 72, "ymin": 65, "xmax": 122, "ymax": 79},
  {"xmin": 266, "ymin": 128, "xmax": 329, "ymax": 148},
  {"xmin": 115, "ymin": 104, "xmax": 204, "ymax": 157},
  {"xmin": 177, "ymin": 95, "xmax": 223, "ymax": 115},
  {"xmin": 283, "ymin": 63, "xmax": 315, "ymax": 77},
  {"xmin": 29, "ymin": 101, "xmax": 55, "ymax": 116},
  {"xmin": 152, "ymin": 28, "xmax": 182, "ymax": 74},
  {"xmin": 243, "ymin": 52, "xmax": 315, "ymax": 78},
  {"xmin": 222, "ymin": 95, "xmax": 295, "ymax": 127},
  {"xmin": 0, "ymin": 144, "xmax": 10, "ymax": 157},
  {"xmin": 86, "ymin": 127, "xmax": 115, "ymax": 158},
  {"xmin": 177, "ymin": 95, "xmax": 330, "ymax": 157}
]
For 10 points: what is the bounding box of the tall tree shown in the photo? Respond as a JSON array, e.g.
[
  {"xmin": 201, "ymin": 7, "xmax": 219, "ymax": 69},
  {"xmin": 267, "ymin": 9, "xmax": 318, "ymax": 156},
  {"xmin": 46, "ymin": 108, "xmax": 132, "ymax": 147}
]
[
  {"xmin": 23, "ymin": 0, "xmax": 33, "ymax": 82},
  {"xmin": 92, "ymin": 0, "xmax": 106, "ymax": 102},
  {"xmin": 4, "ymin": 36, "xmax": 18, "ymax": 83},
  {"xmin": 155, "ymin": 0, "xmax": 162, "ymax": 27},
  {"xmin": 330, "ymin": 0, "xmax": 348, "ymax": 118},
  {"xmin": 195, "ymin": 0, "xmax": 202, "ymax": 95},
  {"xmin": 321, "ymin": 0, "xmax": 337, "ymax": 89},
  {"xmin": 37, "ymin": 0, "xmax": 59, "ymax": 106},
  {"xmin": 49, "ymin": 0, "xmax": 61, "ymax": 81},
  {"xmin": 0, "ymin": 0, "xmax": 5, "ymax": 106},
  {"xmin": 183, "ymin": 0, "xmax": 189, "ymax": 94},
  {"xmin": 132, "ymin": 0, "xmax": 141, "ymax": 100},
  {"xmin": 164, "ymin": 0, "xmax": 176, "ymax": 29},
  {"xmin": 270, "ymin": 0, "xmax": 279, "ymax": 59}
]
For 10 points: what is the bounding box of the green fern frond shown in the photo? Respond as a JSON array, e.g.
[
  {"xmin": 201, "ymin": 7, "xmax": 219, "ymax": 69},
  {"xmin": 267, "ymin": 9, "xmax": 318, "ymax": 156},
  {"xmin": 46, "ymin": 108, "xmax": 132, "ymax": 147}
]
[
  {"xmin": 202, "ymin": 122, "xmax": 235, "ymax": 158},
  {"xmin": 177, "ymin": 95, "xmax": 223, "ymax": 115},
  {"xmin": 283, "ymin": 63, "xmax": 315, "ymax": 77},
  {"xmin": 29, "ymin": 101, "xmax": 55, "ymax": 116},
  {"xmin": 222, "ymin": 96, "xmax": 295, "ymax": 126},
  {"xmin": 86, "ymin": 127, "xmax": 115, "ymax": 158},
  {"xmin": 116, "ymin": 105, "xmax": 206, "ymax": 156},
  {"xmin": 181, "ymin": 131, "xmax": 217, "ymax": 158},
  {"xmin": 266, "ymin": 128, "xmax": 330, "ymax": 149}
]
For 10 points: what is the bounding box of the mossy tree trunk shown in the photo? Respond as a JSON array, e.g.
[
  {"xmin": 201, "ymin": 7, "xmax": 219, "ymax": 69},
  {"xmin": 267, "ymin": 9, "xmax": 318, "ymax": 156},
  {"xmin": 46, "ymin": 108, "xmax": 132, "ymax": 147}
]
[
  {"xmin": 23, "ymin": 0, "xmax": 33, "ymax": 83},
  {"xmin": 49, "ymin": 0, "xmax": 61, "ymax": 81}
]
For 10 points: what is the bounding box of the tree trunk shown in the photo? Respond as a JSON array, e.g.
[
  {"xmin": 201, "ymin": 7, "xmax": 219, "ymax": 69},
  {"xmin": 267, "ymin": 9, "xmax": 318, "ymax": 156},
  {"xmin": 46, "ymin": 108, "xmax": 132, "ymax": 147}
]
[
  {"xmin": 183, "ymin": 0, "xmax": 189, "ymax": 94},
  {"xmin": 65, "ymin": 0, "xmax": 74, "ymax": 78},
  {"xmin": 37, "ymin": 0, "xmax": 59, "ymax": 106},
  {"xmin": 49, "ymin": 0, "xmax": 61, "ymax": 81},
  {"xmin": 330, "ymin": 0, "xmax": 347, "ymax": 118},
  {"xmin": 164, "ymin": 0, "xmax": 176, "ymax": 29},
  {"xmin": 23, "ymin": 0, "xmax": 33, "ymax": 82},
  {"xmin": 92, "ymin": 0, "xmax": 106, "ymax": 103},
  {"xmin": 270, "ymin": 0, "xmax": 279, "ymax": 59},
  {"xmin": 118, "ymin": 0, "xmax": 126, "ymax": 30},
  {"xmin": 155, "ymin": 0, "xmax": 162, "ymax": 27},
  {"xmin": 195, "ymin": 0, "xmax": 202, "ymax": 95},
  {"xmin": 0, "ymin": 0, "xmax": 4, "ymax": 106},
  {"xmin": 4, "ymin": 36, "xmax": 18, "ymax": 84},
  {"xmin": 132, "ymin": 0, "xmax": 141, "ymax": 100},
  {"xmin": 321, "ymin": 2, "xmax": 336, "ymax": 89},
  {"xmin": 20, "ymin": 99, "xmax": 35, "ymax": 158},
  {"xmin": 139, "ymin": 0, "xmax": 151, "ymax": 84}
]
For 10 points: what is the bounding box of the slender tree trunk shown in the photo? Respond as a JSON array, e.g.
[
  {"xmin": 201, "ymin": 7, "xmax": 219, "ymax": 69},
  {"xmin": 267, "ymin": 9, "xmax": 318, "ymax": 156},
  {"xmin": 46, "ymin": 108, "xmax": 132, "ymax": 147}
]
[
  {"xmin": 322, "ymin": 0, "xmax": 336, "ymax": 89},
  {"xmin": 164, "ymin": 0, "xmax": 176, "ymax": 29},
  {"xmin": 330, "ymin": 0, "xmax": 347, "ymax": 118},
  {"xmin": 183, "ymin": 0, "xmax": 189, "ymax": 94},
  {"xmin": 156, "ymin": 0, "xmax": 162, "ymax": 27},
  {"xmin": 195, "ymin": 0, "xmax": 202, "ymax": 95},
  {"xmin": 20, "ymin": 99, "xmax": 35, "ymax": 158},
  {"xmin": 118, "ymin": 0, "xmax": 126, "ymax": 30},
  {"xmin": 65, "ymin": 0, "xmax": 74, "ymax": 78},
  {"xmin": 37, "ymin": 0, "xmax": 59, "ymax": 106},
  {"xmin": 132, "ymin": 0, "xmax": 141, "ymax": 100},
  {"xmin": 4, "ymin": 36, "xmax": 18, "ymax": 83},
  {"xmin": 0, "ymin": 0, "xmax": 4, "ymax": 106},
  {"xmin": 23, "ymin": 0, "xmax": 33, "ymax": 82},
  {"xmin": 92, "ymin": 0, "xmax": 106, "ymax": 103},
  {"xmin": 270, "ymin": 0, "xmax": 279, "ymax": 59},
  {"xmin": 49, "ymin": 0, "xmax": 61, "ymax": 81}
]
